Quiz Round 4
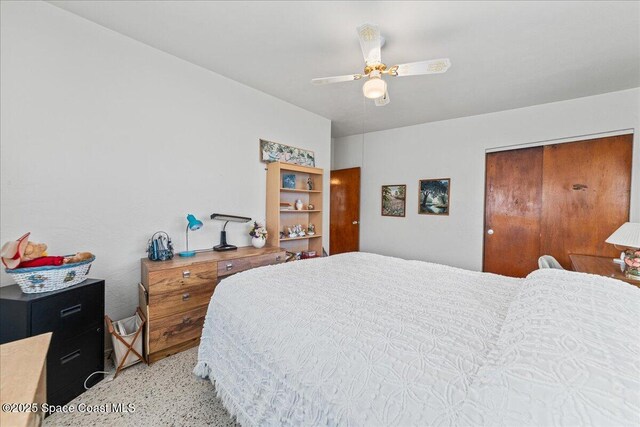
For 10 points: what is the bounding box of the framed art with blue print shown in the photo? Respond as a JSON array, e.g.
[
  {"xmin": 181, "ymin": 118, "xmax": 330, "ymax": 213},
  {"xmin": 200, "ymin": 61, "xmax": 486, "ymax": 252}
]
[{"xmin": 282, "ymin": 174, "xmax": 296, "ymax": 189}]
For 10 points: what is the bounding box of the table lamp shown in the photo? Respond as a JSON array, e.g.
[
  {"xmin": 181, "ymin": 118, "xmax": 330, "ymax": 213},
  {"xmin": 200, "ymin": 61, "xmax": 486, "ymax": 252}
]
[
  {"xmin": 210, "ymin": 213, "xmax": 251, "ymax": 251},
  {"xmin": 606, "ymin": 222, "xmax": 640, "ymax": 280},
  {"xmin": 178, "ymin": 214, "xmax": 203, "ymax": 257}
]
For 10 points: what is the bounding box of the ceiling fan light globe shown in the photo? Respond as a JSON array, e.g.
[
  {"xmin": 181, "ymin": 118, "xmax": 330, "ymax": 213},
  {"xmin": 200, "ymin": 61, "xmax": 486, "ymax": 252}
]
[{"xmin": 363, "ymin": 77, "xmax": 387, "ymax": 99}]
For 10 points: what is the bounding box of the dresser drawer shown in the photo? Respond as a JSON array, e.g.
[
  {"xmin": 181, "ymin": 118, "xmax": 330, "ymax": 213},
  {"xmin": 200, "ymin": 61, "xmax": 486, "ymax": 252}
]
[
  {"xmin": 218, "ymin": 251, "xmax": 286, "ymax": 277},
  {"xmin": 31, "ymin": 281, "xmax": 104, "ymax": 343},
  {"xmin": 148, "ymin": 282, "xmax": 214, "ymax": 320},
  {"xmin": 47, "ymin": 326, "xmax": 103, "ymax": 395},
  {"xmin": 147, "ymin": 263, "xmax": 217, "ymax": 294},
  {"xmin": 149, "ymin": 305, "xmax": 207, "ymax": 353}
]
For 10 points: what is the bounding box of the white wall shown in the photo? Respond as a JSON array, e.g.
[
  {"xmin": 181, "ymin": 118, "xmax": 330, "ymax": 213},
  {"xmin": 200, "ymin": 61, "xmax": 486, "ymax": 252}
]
[
  {"xmin": 333, "ymin": 88, "xmax": 640, "ymax": 270},
  {"xmin": 0, "ymin": 1, "xmax": 331, "ymax": 322}
]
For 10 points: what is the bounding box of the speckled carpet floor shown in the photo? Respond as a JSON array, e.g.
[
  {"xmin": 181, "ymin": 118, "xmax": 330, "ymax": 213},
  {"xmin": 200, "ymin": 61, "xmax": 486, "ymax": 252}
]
[{"xmin": 45, "ymin": 347, "xmax": 239, "ymax": 427}]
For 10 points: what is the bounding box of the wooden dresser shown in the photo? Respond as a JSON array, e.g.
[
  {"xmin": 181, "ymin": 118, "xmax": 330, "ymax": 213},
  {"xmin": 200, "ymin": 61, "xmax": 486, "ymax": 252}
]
[{"xmin": 140, "ymin": 246, "xmax": 286, "ymax": 363}]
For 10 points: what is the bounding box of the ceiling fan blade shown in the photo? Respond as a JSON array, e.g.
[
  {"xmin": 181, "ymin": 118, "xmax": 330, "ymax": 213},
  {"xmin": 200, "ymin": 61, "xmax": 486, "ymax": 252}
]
[
  {"xmin": 357, "ymin": 23, "xmax": 382, "ymax": 65},
  {"xmin": 311, "ymin": 74, "xmax": 363, "ymax": 85},
  {"xmin": 374, "ymin": 90, "xmax": 390, "ymax": 107},
  {"xmin": 391, "ymin": 58, "xmax": 451, "ymax": 77}
]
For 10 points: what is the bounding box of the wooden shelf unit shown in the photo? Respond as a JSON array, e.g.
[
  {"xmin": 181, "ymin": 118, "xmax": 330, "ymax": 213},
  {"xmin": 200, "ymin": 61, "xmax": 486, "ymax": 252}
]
[{"xmin": 267, "ymin": 162, "xmax": 323, "ymax": 255}]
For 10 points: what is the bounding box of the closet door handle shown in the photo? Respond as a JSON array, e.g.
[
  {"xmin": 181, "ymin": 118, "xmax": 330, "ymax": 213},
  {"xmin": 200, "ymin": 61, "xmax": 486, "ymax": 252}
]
[
  {"xmin": 60, "ymin": 350, "xmax": 81, "ymax": 365},
  {"xmin": 182, "ymin": 270, "xmax": 190, "ymax": 278},
  {"xmin": 182, "ymin": 293, "xmax": 190, "ymax": 301},
  {"xmin": 60, "ymin": 304, "xmax": 82, "ymax": 318},
  {"xmin": 487, "ymin": 229, "xmax": 494, "ymax": 235},
  {"xmin": 226, "ymin": 263, "xmax": 233, "ymax": 271}
]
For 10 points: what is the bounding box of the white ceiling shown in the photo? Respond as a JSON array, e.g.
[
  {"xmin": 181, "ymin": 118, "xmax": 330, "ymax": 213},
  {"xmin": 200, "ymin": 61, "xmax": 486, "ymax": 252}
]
[{"xmin": 49, "ymin": 1, "xmax": 640, "ymax": 137}]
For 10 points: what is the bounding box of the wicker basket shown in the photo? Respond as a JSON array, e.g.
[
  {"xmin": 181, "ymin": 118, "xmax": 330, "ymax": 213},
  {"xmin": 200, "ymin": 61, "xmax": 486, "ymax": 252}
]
[{"xmin": 5, "ymin": 256, "xmax": 95, "ymax": 294}]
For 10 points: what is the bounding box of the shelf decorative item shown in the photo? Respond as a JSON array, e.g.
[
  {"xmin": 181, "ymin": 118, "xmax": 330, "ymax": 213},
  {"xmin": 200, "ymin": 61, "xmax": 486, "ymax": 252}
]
[
  {"xmin": 307, "ymin": 204, "xmax": 314, "ymax": 210},
  {"xmin": 307, "ymin": 178, "xmax": 314, "ymax": 190},
  {"xmin": 283, "ymin": 174, "xmax": 296, "ymax": 189},
  {"xmin": 285, "ymin": 225, "xmax": 307, "ymax": 239},
  {"xmin": 147, "ymin": 231, "xmax": 174, "ymax": 261},
  {"xmin": 605, "ymin": 222, "xmax": 640, "ymax": 281},
  {"xmin": 302, "ymin": 250, "xmax": 317, "ymax": 259},
  {"xmin": 249, "ymin": 221, "xmax": 268, "ymax": 249},
  {"xmin": 295, "ymin": 199, "xmax": 303, "ymax": 210},
  {"xmin": 623, "ymin": 249, "xmax": 640, "ymax": 280},
  {"xmin": 260, "ymin": 139, "xmax": 315, "ymax": 167}
]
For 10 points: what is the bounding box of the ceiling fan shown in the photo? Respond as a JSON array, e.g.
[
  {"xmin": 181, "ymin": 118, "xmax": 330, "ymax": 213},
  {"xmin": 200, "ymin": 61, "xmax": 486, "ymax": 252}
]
[{"xmin": 311, "ymin": 23, "xmax": 451, "ymax": 106}]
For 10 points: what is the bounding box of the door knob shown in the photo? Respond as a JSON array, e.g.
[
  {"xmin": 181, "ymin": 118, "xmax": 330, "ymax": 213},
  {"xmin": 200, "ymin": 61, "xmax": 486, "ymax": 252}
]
[
  {"xmin": 487, "ymin": 229, "xmax": 494, "ymax": 235},
  {"xmin": 352, "ymin": 221, "xmax": 359, "ymax": 225}
]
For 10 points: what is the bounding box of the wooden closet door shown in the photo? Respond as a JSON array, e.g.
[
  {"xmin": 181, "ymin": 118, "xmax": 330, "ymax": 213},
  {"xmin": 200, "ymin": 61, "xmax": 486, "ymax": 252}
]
[
  {"xmin": 483, "ymin": 147, "xmax": 543, "ymax": 277},
  {"xmin": 540, "ymin": 135, "xmax": 632, "ymax": 268}
]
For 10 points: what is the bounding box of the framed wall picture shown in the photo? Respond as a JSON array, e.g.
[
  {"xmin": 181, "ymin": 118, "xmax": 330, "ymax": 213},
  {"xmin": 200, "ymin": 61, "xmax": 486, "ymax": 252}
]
[
  {"xmin": 259, "ymin": 139, "xmax": 315, "ymax": 167},
  {"xmin": 419, "ymin": 178, "xmax": 450, "ymax": 215},
  {"xmin": 381, "ymin": 185, "xmax": 406, "ymax": 217}
]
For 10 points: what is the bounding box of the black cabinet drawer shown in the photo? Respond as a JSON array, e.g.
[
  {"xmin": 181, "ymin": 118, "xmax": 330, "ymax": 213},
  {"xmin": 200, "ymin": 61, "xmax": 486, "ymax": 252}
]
[
  {"xmin": 48, "ymin": 370, "xmax": 102, "ymax": 408},
  {"xmin": 32, "ymin": 281, "xmax": 104, "ymax": 342},
  {"xmin": 47, "ymin": 326, "xmax": 104, "ymax": 395}
]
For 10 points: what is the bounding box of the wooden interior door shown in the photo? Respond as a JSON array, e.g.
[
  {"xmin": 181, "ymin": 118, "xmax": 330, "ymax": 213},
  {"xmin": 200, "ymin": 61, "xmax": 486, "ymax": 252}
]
[
  {"xmin": 330, "ymin": 167, "xmax": 360, "ymax": 254},
  {"xmin": 484, "ymin": 147, "xmax": 544, "ymax": 277},
  {"xmin": 540, "ymin": 135, "xmax": 632, "ymax": 268}
]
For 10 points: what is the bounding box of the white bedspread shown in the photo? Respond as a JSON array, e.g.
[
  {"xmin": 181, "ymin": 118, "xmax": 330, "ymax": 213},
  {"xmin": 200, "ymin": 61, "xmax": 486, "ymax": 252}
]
[
  {"xmin": 194, "ymin": 252, "xmax": 640, "ymax": 426},
  {"xmin": 458, "ymin": 269, "xmax": 640, "ymax": 426}
]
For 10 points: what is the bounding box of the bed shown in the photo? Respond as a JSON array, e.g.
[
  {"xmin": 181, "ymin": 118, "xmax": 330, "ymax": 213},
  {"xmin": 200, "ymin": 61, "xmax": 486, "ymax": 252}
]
[{"xmin": 194, "ymin": 252, "xmax": 640, "ymax": 426}]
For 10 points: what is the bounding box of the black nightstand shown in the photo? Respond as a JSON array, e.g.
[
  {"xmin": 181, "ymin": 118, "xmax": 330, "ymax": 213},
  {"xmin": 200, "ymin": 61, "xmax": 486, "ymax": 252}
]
[{"xmin": 0, "ymin": 279, "xmax": 105, "ymax": 406}]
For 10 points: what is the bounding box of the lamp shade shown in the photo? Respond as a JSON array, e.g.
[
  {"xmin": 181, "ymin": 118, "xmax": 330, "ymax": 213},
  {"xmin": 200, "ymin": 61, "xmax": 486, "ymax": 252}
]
[
  {"xmin": 363, "ymin": 76, "xmax": 387, "ymax": 99},
  {"xmin": 186, "ymin": 214, "xmax": 203, "ymax": 231},
  {"xmin": 605, "ymin": 222, "xmax": 640, "ymax": 248}
]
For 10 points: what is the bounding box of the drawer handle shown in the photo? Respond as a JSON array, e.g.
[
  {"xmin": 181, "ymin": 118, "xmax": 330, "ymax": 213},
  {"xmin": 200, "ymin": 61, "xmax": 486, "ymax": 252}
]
[
  {"xmin": 182, "ymin": 316, "xmax": 192, "ymax": 324},
  {"xmin": 182, "ymin": 270, "xmax": 191, "ymax": 278},
  {"xmin": 182, "ymin": 293, "xmax": 190, "ymax": 301},
  {"xmin": 226, "ymin": 263, "xmax": 233, "ymax": 271},
  {"xmin": 60, "ymin": 350, "xmax": 81, "ymax": 365},
  {"xmin": 276, "ymin": 255, "xmax": 282, "ymax": 261},
  {"xmin": 60, "ymin": 304, "xmax": 82, "ymax": 318}
]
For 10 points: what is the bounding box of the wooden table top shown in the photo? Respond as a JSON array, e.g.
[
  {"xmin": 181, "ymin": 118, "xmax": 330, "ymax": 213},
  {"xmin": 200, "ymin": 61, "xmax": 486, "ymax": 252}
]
[
  {"xmin": 141, "ymin": 245, "xmax": 284, "ymax": 272},
  {"xmin": 0, "ymin": 333, "xmax": 51, "ymax": 427},
  {"xmin": 569, "ymin": 254, "xmax": 640, "ymax": 287}
]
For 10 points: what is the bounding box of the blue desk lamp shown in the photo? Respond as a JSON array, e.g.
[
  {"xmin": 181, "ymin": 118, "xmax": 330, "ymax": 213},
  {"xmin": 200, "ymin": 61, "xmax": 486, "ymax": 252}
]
[{"xmin": 178, "ymin": 214, "xmax": 203, "ymax": 257}]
